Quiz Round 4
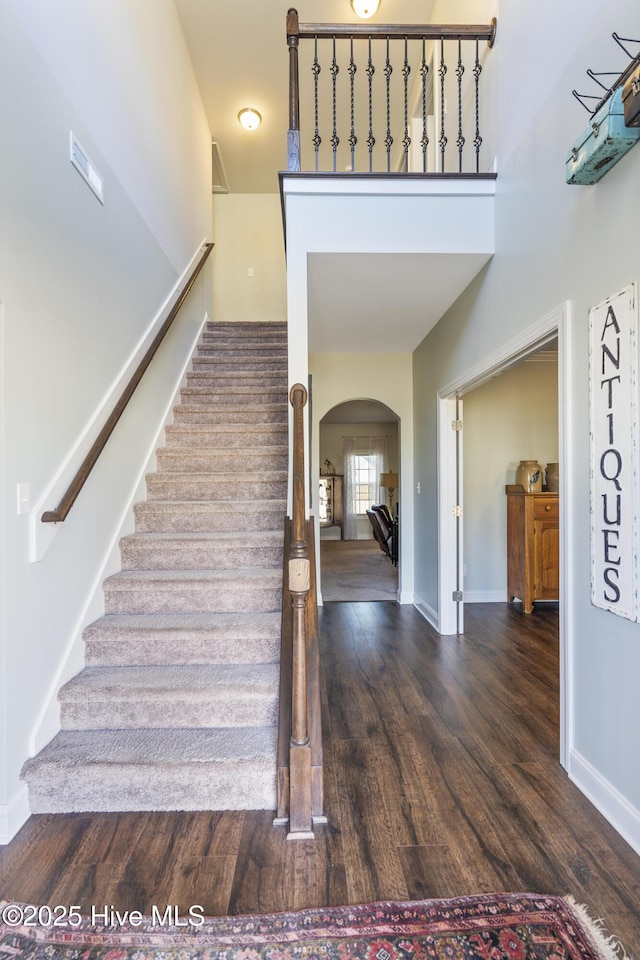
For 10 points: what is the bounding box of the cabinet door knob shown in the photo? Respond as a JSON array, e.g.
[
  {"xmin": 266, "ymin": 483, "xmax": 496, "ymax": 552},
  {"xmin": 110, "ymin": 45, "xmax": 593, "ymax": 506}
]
[{"xmin": 545, "ymin": 504, "xmax": 551, "ymax": 511}]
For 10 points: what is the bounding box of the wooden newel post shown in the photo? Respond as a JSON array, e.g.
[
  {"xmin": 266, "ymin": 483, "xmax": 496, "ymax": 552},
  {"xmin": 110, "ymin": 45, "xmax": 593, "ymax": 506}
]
[
  {"xmin": 287, "ymin": 8, "xmax": 301, "ymax": 171},
  {"xmin": 288, "ymin": 383, "xmax": 313, "ymax": 837}
]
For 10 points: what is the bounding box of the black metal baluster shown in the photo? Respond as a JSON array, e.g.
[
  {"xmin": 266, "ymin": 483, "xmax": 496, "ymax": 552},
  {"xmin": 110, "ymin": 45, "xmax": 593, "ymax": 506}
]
[
  {"xmin": 348, "ymin": 37, "xmax": 357, "ymax": 170},
  {"xmin": 473, "ymin": 39, "xmax": 482, "ymax": 173},
  {"xmin": 330, "ymin": 37, "xmax": 340, "ymax": 172},
  {"xmin": 438, "ymin": 37, "xmax": 447, "ymax": 170},
  {"xmin": 420, "ymin": 38, "xmax": 429, "ymax": 173},
  {"xmin": 384, "ymin": 37, "xmax": 393, "ymax": 172},
  {"xmin": 456, "ymin": 38, "xmax": 465, "ymax": 173},
  {"xmin": 312, "ymin": 36, "xmax": 321, "ymax": 172},
  {"xmin": 402, "ymin": 37, "xmax": 411, "ymax": 167},
  {"xmin": 366, "ymin": 38, "xmax": 375, "ymax": 172}
]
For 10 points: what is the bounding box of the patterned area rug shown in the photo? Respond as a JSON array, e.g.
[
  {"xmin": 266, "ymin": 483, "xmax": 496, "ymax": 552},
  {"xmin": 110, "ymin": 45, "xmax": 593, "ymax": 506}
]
[{"xmin": 0, "ymin": 894, "xmax": 626, "ymax": 960}]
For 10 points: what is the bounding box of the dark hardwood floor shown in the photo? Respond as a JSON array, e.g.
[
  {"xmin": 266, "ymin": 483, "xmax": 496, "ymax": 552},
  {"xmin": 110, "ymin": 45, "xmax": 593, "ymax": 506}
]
[{"xmin": 1, "ymin": 602, "xmax": 639, "ymax": 951}]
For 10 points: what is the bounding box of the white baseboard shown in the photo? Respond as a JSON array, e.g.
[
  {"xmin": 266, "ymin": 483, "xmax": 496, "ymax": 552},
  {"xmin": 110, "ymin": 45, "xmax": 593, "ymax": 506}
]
[
  {"xmin": 569, "ymin": 747, "xmax": 640, "ymax": 857},
  {"xmin": 413, "ymin": 594, "xmax": 439, "ymax": 631},
  {"xmin": 398, "ymin": 590, "xmax": 413, "ymax": 604},
  {"xmin": 464, "ymin": 590, "xmax": 507, "ymax": 603},
  {"xmin": 0, "ymin": 784, "xmax": 30, "ymax": 846}
]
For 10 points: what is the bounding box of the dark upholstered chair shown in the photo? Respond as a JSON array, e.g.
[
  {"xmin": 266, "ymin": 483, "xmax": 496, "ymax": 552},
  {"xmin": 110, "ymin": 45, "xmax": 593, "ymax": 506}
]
[
  {"xmin": 372, "ymin": 503, "xmax": 393, "ymax": 527},
  {"xmin": 366, "ymin": 508, "xmax": 393, "ymax": 559}
]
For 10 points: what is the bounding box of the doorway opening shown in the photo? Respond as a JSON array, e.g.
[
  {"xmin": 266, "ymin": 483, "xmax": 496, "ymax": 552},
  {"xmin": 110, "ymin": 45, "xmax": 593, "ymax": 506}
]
[
  {"xmin": 437, "ymin": 302, "xmax": 571, "ymax": 768},
  {"xmin": 318, "ymin": 398, "xmax": 399, "ymax": 602}
]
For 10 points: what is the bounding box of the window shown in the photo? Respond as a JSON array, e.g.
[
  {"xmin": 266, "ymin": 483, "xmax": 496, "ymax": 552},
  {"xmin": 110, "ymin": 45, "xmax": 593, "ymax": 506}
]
[{"xmin": 351, "ymin": 453, "xmax": 381, "ymax": 514}]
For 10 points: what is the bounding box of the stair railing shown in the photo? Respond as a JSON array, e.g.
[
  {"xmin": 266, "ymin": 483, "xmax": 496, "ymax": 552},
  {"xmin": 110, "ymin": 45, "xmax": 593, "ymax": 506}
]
[
  {"xmin": 276, "ymin": 383, "xmax": 325, "ymax": 838},
  {"xmin": 286, "ymin": 8, "xmax": 497, "ymax": 175},
  {"xmin": 41, "ymin": 242, "xmax": 214, "ymax": 524}
]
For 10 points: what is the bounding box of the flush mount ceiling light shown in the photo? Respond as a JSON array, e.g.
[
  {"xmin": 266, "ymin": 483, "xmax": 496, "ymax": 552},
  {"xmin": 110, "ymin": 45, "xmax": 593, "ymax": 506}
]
[
  {"xmin": 238, "ymin": 108, "xmax": 262, "ymax": 131},
  {"xmin": 350, "ymin": 0, "xmax": 380, "ymax": 18}
]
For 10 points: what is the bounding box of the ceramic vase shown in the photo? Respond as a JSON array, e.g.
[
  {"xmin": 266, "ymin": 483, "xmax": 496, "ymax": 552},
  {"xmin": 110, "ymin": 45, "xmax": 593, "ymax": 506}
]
[
  {"xmin": 545, "ymin": 462, "xmax": 559, "ymax": 493},
  {"xmin": 516, "ymin": 459, "xmax": 542, "ymax": 493}
]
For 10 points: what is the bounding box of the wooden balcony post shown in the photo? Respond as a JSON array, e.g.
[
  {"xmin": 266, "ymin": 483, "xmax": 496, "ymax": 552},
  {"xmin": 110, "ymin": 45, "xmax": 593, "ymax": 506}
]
[{"xmin": 287, "ymin": 8, "xmax": 301, "ymax": 171}]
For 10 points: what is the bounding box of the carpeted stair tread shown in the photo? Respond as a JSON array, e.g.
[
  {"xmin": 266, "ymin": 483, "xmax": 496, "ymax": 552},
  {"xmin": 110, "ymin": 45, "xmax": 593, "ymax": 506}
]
[
  {"xmin": 119, "ymin": 530, "xmax": 283, "ymax": 571},
  {"xmin": 104, "ymin": 567, "xmax": 283, "ymax": 587},
  {"xmin": 58, "ymin": 664, "xmax": 279, "ymax": 730},
  {"xmin": 156, "ymin": 449, "xmax": 288, "ymax": 471},
  {"xmin": 60, "ymin": 663, "xmax": 280, "ymax": 699},
  {"xmin": 145, "ymin": 473, "xmax": 287, "ymax": 502},
  {"xmin": 172, "ymin": 410, "xmax": 287, "ymax": 426},
  {"xmin": 133, "ymin": 500, "xmax": 286, "ymax": 533},
  {"xmin": 23, "ymin": 727, "xmax": 277, "ymax": 813}
]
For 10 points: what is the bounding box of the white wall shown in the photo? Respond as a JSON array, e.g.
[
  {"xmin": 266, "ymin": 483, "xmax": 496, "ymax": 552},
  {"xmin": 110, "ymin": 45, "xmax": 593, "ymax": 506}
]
[
  {"xmin": 463, "ymin": 361, "xmax": 558, "ymax": 600},
  {"xmin": 413, "ymin": 0, "xmax": 640, "ymax": 852},
  {"xmin": 310, "ymin": 355, "xmax": 413, "ymax": 601},
  {"xmin": 0, "ymin": 1, "xmax": 212, "ymax": 842},
  {"xmin": 212, "ymin": 194, "xmax": 287, "ymax": 324}
]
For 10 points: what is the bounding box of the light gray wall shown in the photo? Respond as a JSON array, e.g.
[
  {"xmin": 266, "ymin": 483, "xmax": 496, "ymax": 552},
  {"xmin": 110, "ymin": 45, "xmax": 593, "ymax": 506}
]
[
  {"xmin": 0, "ymin": 0, "xmax": 212, "ymax": 840},
  {"xmin": 413, "ymin": 0, "xmax": 640, "ymax": 832},
  {"xmin": 463, "ymin": 361, "xmax": 558, "ymax": 599}
]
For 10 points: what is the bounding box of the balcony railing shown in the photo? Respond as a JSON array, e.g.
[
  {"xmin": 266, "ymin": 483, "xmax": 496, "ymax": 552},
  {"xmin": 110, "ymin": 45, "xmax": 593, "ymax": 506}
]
[{"xmin": 286, "ymin": 9, "xmax": 497, "ymax": 176}]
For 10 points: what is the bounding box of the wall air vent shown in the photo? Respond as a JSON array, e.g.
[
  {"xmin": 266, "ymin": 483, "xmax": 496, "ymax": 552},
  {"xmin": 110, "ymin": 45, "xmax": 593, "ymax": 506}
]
[{"xmin": 70, "ymin": 132, "xmax": 104, "ymax": 204}]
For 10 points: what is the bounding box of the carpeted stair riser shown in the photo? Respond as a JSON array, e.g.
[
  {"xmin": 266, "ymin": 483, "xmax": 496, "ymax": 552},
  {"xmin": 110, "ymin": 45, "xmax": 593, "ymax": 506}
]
[
  {"xmin": 186, "ymin": 373, "xmax": 288, "ymax": 389},
  {"xmin": 134, "ymin": 500, "xmax": 286, "ymax": 533},
  {"xmin": 179, "ymin": 386, "xmax": 286, "ymax": 402},
  {"xmin": 83, "ymin": 612, "xmax": 281, "ymax": 667},
  {"xmin": 120, "ymin": 532, "xmax": 283, "ymax": 570},
  {"xmin": 59, "ymin": 664, "xmax": 279, "ymax": 730},
  {"xmin": 145, "ymin": 473, "xmax": 287, "ymax": 501},
  {"xmin": 21, "ymin": 321, "xmax": 287, "ymax": 814},
  {"xmin": 192, "ymin": 357, "xmax": 286, "ymax": 372},
  {"xmin": 23, "ymin": 728, "xmax": 278, "ymax": 813},
  {"xmin": 156, "ymin": 449, "xmax": 288, "ymax": 472},
  {"xmin": 173, "ymin": 408, "xmax": 286, "ymax": 426},
  {"xmin": 196, "ymin": 345, "xmax": 288, "ymax": 357},
  {"xmin": 164, "ymin": 426, "xmax": 287, "ymax": 449},
  {"xmin": 103, "ymin": 569, "xmax": 282, "ymax": 615}
]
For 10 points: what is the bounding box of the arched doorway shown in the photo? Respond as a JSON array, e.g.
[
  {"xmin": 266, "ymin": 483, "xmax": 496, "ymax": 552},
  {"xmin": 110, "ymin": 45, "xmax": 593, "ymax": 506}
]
[{"xmin": 318, "ymin": 399, "xmax": 399, "ymax": 602}]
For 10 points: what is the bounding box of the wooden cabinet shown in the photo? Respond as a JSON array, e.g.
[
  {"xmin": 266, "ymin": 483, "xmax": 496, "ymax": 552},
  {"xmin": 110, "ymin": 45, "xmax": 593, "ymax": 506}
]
[
  {"xmin": 319, "ymin": 475, "xmax": 344, "ymax": 538},
  {"xmin": 506, "ymin": 485, "xmax": 559, "ymax": 614}
]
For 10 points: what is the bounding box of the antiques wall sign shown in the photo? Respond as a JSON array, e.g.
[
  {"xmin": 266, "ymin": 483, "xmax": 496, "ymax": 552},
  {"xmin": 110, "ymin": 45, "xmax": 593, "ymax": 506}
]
[{"xmin": 589, "ymin": 283, "xmax": 638, "ymax": 620}]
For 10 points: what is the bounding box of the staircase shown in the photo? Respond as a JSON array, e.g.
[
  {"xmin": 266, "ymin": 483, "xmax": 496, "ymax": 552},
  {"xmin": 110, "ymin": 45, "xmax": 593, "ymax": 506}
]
[{"xmin": 22, "ymin": 321, "xmax": 288, "ymax": 813}]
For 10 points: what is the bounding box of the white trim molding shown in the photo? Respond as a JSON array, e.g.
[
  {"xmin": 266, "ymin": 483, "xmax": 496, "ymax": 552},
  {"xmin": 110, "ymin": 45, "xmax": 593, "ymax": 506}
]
[
  {"xmin": 569, "ymin": 748, "xmax": 640, "ymax": 857},
  {"xmin": 414, "ymin": 594, "xmax": 440, "ymax": 632},
  {"xmin": 0, "ymin": 785, "xmax": 30, "ymax": 846}
]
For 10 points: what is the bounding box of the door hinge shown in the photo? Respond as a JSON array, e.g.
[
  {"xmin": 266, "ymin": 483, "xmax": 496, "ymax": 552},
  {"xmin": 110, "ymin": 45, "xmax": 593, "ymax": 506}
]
[
  {"xmin": 451, "ymin": 419, "xmax": 463, "ymax": 431},
  {"xmin": 452, "ymin": 505, "xmax": 463, "ymax": 517},
  {"xmin": 452, "ymin": 590, "xmax": 463, "ymax": 601}
]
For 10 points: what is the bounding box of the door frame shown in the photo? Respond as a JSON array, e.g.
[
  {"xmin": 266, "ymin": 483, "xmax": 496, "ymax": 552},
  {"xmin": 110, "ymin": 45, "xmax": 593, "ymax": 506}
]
[{"xmin": 436, "ymin": 301, "xmax": 573, "ymax": 769}]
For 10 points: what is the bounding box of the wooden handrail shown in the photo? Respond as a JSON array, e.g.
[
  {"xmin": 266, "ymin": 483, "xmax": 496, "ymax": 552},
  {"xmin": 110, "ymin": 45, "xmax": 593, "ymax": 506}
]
[
  {"xmin": 275, "ymin": 383, "xmax": 325, "ymax": 838},
  {"xmin": 291, "ymin": 19, "xmax": 497, "ymax": 44},
  {"xmin": 42, "ymin": 242, "xmax": 214, "ymax": 523}
]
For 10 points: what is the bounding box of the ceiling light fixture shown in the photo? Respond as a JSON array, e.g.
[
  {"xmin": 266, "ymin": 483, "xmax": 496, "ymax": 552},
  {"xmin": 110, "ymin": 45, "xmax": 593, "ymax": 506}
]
[
  {"xmin": 238, "ymin": 108, "xmax": 262, "ymax": 131},
  {"xmin": 350, "ymin": 0, "xmax": 381, "ymax": 18}
]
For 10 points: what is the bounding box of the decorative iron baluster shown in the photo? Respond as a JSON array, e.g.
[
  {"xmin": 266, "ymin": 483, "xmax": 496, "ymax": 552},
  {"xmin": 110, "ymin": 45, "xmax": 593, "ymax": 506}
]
[
  {"xmin": 330, "ymin": 37, "xmax": 340, "ymax": 171},
  {"xmin": 366, "ymin": 38, "xmax": 375, "ymax": 172},
  {"xmin": 384, "ymin": 37, "xmax": 393, "ymax": 172},
  {"xmin": 456, "ymin": 38, "xmax": 465, "ymax": 173},
  {"xmin": 402, "ymin": 37, "xmax": 411, "ymax": 165},
  {"xmin": 420, "ymin": 38, "xmax": 429, "ymax": 173},
  {"xmin": 438, "ymin": 37, "xmax": 447, "ymax": 170},
  {"xmin": 348, "ymin": 37, "xmax": 357, "ymax": 170},
  {"xmin": 312, "ymin": 36, "xmax": 321, "ymax": 172},
  {"xmin": 473, "ymin": 39, "xmax": 482, "ymax": 173}
]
